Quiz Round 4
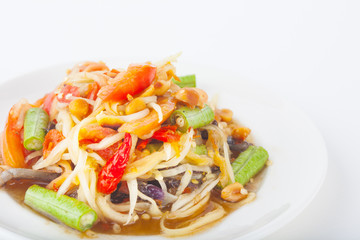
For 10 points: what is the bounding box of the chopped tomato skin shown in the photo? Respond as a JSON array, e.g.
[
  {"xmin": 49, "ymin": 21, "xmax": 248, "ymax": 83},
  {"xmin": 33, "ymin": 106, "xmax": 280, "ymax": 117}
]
[
  {"xmin": 57, "ymin": 85, "xmax": 80, "ymax": 103},
  {"xmin": 78, "ymin": 124, "xmax": 120, "ymax": 162},
  {"xmin": 43, "ymin": 130, "xmax": 65, "ymax": 159},
  {"xmin": 42, "ymin": 92, "xmax": 55, "ymax": 115},
  {"xmin": 95, "ymin": 142, "xmax": 120, "ymax": 161}
]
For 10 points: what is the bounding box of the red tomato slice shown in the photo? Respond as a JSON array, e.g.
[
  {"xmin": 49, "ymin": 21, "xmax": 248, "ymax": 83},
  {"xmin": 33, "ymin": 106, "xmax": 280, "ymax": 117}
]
[
  {"xmin": 1, "ymin": 124, "xmax": 26, "ymax": 168},
  {"xmin": 1, "ymin": 101, "xmax": 32, "ymax": 168},
  {"xmin": 98, "ymin": 63, "xmax": 156, "ymax": 101}
]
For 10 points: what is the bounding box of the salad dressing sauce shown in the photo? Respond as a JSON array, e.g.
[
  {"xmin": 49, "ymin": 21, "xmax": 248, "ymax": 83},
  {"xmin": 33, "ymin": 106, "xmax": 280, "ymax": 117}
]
[{"xmin": 3, "ymin": 166, "xmax": 267, "ymax": 236}]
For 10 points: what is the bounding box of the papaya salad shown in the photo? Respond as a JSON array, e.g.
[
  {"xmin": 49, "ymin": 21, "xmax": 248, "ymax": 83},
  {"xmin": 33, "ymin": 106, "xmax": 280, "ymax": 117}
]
[{"xmin": 0, "ymin": 55, "xmax": 269, "ymax": 237}]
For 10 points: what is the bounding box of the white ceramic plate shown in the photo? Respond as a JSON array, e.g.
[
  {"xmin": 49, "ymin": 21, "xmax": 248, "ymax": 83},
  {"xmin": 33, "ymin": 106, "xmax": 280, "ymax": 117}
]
[{"xmin": 0, "ymin": 61, "xmax": 327, "ymax": 240}]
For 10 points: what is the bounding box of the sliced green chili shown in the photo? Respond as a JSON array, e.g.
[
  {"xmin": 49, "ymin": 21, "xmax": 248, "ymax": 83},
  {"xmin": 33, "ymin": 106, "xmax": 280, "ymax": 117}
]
[
  {"xmin": 172, "ymin": 74, "xmax": 196, "ymax": 88},
  {"xmin": 23, "ymin": 108, "xmax": 49, "ymax": 151},
  {"xmin": 170, "ymin": 105, "xmax": 215, "ymax": 132},
  {"xmin": 24, "ymin": 185, "xmax": 97, "ymax": 232},
  {"xmin": 231, "ymin": 145, "xmax": 269, "ymax": 185},
  {"xmin": 193, "ymin": 145, "xmax": 207, "ymax": 155}
]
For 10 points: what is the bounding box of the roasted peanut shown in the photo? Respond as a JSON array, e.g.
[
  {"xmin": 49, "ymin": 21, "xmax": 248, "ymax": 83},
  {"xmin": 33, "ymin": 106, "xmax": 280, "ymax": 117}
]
[
  {"xmin": 217, "ymin": 108, "xmax": 233, "ymax": 122},
  {"xmin": 221, "ymin": 182, "xmax": 248, "ymax": 202},
  {"xmin": 173, "ymin": 87, "xmax": 208, "ymax": 108},
  {"xmin": 125, "ymin": 98, "xmax": 147, "ymax": 115},
  {"xmin": 140, "ymin": 85, "xmax": 155, "ymax": 97},
  {"xmin": 153, "ymin": 79, "xmax": 171, "ymax": 96},
  {"xmin": 96, "ymin": 112, "xmax": 125, "ymax": 128},
  {"xmin": 69, "ymin": 99, "xmax": 89, "ymax": 120},
  {"xmin": 232, "ymin": 127, "xmax": 251, "ymax": 141}
]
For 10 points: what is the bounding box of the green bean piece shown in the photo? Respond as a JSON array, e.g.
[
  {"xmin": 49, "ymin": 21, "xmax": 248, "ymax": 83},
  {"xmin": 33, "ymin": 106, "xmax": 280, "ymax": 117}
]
[
  {"xmin": 231, "ymin": 145, "xmax": 269, "ymax": 185},
  {"xmin": 23, "ymin": 108, "xmax": 49, "ymax": 151},
  {"xmin": 193, "ymin": 145, "xmax": 207, "ymax": 155},
  {"xmin": 146, "ymin": 142, "xmax": 163, "ymax": 153},
  {"xmin": 24, "ymin": 185, "xmax": 97, "ymax": 232},
  {"xmin": 170, "ymin": 105, "xmax": 215, "ymax": 132},
  {"xmin": 172, "ymin": 74, "xmax": 196, "ymax": 88}
]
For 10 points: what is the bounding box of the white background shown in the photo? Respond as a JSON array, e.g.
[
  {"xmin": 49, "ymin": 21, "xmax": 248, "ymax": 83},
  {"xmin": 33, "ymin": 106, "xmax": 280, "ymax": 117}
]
[{"xmin": 0, "ymin": 0, "xmax": 359, "ymax": 239}]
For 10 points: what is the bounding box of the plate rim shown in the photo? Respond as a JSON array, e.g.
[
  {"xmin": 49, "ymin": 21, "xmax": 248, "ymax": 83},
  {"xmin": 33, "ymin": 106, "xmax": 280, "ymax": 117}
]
[{"xmin": 0, "ymin": 61, "xmax": 328, "ymax": 240}]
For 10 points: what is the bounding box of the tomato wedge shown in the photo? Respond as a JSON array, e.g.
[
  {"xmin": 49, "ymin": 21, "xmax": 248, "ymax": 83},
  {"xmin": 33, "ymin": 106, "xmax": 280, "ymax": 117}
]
[
  {"xmin": 1, "ymin": 124, "xmax": 26, "ymax": 168},
  {"xmin": 1, "ymin": 102, "xmax": 31, "ymax": 168},
  {"xmin": 97, "ymin": 63, "xmax": 156, "ymax": 101}
]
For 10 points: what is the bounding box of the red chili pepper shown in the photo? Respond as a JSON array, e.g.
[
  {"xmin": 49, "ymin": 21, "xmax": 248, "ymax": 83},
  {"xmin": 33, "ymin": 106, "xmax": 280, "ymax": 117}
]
[
  {"xmin": 152, "ymin": 125, "xmax": 181, "ymax": 143},
  {"xmin": 97, "ymin": 133, "xmax": 132, "ymax": 194}
]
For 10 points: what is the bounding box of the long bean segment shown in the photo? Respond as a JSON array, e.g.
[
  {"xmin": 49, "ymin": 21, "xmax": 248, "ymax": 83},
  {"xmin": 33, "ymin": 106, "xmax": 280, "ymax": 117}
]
[
  {"xmin": 170, "ymin": 105, "xmax": 214, "ymax": 132},
  {"xmin": 231, "ymin": 145, "xmax": 269, "ymax": 185},
  {"xmin": 172, "ymin": 75, "xmax": 196, "ymax": 88},
  {"xmin": 24, "ymin": 185, "xmax": 97, "ymax": 232},
  {"xmin": 23, "ymin": 108, "xmax": 49, "ymax": 151}
]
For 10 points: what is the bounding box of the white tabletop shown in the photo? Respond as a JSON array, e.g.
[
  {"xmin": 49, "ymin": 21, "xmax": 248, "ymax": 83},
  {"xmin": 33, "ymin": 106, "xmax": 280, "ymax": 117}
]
[{"xmin": 0, "ymin": 0, "xmax": 359, "ymax": 239}]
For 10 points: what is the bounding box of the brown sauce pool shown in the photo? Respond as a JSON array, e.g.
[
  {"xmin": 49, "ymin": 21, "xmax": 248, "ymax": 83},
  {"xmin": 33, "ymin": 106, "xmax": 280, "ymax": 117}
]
[
  {"xmin": 2, "ymin": 167, "xmax": 268, "ymax": 236},
  {"xmin": 4, "ymin": 179, "xmax": 48, "ymax": 204}
]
